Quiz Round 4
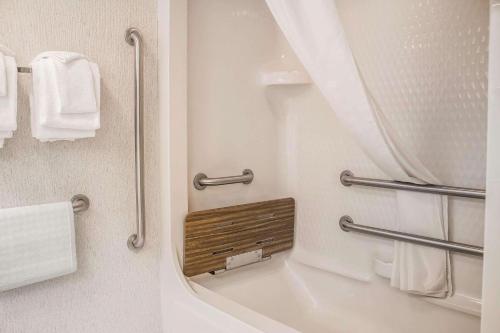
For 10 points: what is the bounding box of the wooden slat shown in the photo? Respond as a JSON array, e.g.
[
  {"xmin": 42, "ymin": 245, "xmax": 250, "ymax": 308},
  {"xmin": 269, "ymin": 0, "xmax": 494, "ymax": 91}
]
[{"xmin": 183, "ymin": 198, "xmax": 295, "ymax": 277}]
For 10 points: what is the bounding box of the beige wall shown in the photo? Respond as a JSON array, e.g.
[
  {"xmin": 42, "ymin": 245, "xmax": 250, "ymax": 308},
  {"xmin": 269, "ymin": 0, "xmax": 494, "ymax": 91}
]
[{"xmin": 0, "ymin": 1, "xmax": 161, "ymax": 332}]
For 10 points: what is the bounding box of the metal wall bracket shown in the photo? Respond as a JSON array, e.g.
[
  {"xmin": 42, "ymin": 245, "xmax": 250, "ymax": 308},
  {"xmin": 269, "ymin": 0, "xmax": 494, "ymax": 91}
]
[{"xmin": 226, "ymin": 249, "xmax": 267, "ymax": 270}]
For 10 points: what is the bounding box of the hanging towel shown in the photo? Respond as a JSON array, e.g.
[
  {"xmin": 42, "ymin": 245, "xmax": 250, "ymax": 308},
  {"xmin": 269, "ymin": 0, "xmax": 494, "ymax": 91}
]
[
  {"xmin": 0, "ymin": 45, "xmax": 15, "ymax": 97},
  {"xmin": 0, "ymin": 52, "xmax": 6, "ymax": 97},
  {"xmin": 0, "ymin": 48, "xmax": 17, "ymax": 148},
  {"xmin": 0, "ymin": 52, "xmax": 17, "ymax": 132},
  {"xmin": 391, "ymin": 191, "xmax": 450, "ymax": 297},
  {"xmin": 0, "ymin": 201, "xmax": 77, "ymax": 292},
  {"xmin": 265, "ymin": 0, "xmax": 451, "ymax": 297},
  {"xmin": 30, "ymin": 58, "xmax": 95, "ymax": 141}
]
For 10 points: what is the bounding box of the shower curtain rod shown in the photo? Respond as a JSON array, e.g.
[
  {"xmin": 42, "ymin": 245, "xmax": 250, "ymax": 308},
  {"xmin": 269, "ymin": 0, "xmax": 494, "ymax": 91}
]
[
  {"xmin": 339, "ymin": 215, "xmax": 483, "ymax": 257},
  {"xmin": 340, "ymin": 170, "xmax": 485, "ymax": 199}
]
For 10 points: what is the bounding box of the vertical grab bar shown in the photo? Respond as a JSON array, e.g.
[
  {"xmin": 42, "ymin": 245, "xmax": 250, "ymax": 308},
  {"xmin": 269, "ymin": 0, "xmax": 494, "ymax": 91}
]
[{"xmin": 126, "ymin": 28, "xmax": 146, "ymax": 250}]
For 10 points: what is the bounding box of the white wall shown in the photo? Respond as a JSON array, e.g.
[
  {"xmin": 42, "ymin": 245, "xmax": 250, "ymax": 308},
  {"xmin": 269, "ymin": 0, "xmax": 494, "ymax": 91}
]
[{"xmin": 0, "ymin": 1, "xmax": 162, "ymax": 332}]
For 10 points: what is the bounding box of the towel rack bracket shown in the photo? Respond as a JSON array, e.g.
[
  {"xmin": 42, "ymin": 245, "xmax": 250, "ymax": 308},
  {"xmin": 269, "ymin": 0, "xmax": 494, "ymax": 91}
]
[
  {"xmin": 241, "ymin": 169, "xmax": 254, "ymax": 184},
  {"xmin": 17, "ymin": 66, "xmax": 32, "ymax": 74},
  {"xmin": 71, "ymin": 194, "xmax": 90, "ymax": 214}
]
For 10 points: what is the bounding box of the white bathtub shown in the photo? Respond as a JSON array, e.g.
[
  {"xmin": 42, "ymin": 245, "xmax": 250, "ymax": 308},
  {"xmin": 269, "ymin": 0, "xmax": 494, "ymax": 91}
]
[{"xmin": 189, "ymin": 252, "xmax": 480, "ymax": 333}]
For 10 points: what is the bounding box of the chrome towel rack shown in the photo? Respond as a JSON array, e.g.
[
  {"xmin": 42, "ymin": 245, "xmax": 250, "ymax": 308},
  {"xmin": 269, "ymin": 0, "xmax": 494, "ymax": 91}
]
[
  {"xmin": 125, "ymin": 28, "xmax": 146, "ymax": 251},
  {"xmin": 71, "ymin": 194, "xmax": 90, "ymax": 213},
  {"xmin": 193, "ymin": 169, "xmax": 254, "ymax": 190},
  {"xmin": 17, "ymin": 67, "xmax": 32, "ymax": 73},
  {"xmin": 340, "ymin": 170, "xmax": 485, "ymax": 199},
  {"xmin": 339, "ymin": 215, "xmax": 483, "ymax": 257}
]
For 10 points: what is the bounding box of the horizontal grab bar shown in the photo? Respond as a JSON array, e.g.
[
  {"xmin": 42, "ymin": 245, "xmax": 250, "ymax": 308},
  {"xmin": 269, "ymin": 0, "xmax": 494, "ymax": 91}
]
[
  {"xmin": 340, "ymin": 170, "xmax": 485, "ymax": 199},
  {"xmin": 194, "ymin": 169, "xmax": 254, "ymax": 190},
  {"xmin": 339, "ymin": 215, "xmax": 483, "ymax": 257}
]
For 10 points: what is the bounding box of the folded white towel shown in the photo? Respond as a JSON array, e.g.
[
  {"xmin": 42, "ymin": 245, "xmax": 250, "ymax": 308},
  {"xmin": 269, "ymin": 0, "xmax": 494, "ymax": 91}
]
[
  {"xmin": 41, "ymin": 61, "xmax": 100, "ymax": 130},
  {"xmin": 0, "ymin": 45, "xmax": 16, "ymax": 100},
  {"xmin": 0, "ymin": 201, "xmax": 77, "ymax": 292},
  {"xmin": 0, "ymin": 52, "xmax": 6, "ymax": 97},
  {"xmin": 57, "ymin": 55, "xmax": 99, "ymax": 114},
  {"xmin": 30, "ymin": 58, "xmax": 95, "ymax": 141},
  {"xmin": 33, "ymin": 51, "xmax": 83, "ymax": 64},
  {"xmin": 0, "ymin": 54, "xmax": 17, "ymax": 134},
  {"xmin": 34, "ymin": 52, "xmax": 99, "ymax": 115}
]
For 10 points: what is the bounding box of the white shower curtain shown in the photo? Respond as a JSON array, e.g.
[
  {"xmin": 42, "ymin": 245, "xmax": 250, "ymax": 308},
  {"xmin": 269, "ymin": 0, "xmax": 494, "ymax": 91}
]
[{"xmin": 266, "ymin": 0, "xmax": 451, "ymax": 297}]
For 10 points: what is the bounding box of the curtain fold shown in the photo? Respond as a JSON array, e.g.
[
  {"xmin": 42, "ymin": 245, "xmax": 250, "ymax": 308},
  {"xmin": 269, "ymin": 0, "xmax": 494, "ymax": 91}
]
[{"xmin": 266, "ymin": 0, "xmax": 451, "ymax": 297}]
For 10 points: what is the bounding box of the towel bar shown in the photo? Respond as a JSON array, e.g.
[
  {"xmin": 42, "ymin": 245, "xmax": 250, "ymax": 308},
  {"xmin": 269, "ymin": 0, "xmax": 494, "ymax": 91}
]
[
  {"xmin": 339, "ymin": 215, "xmax": 483, "ymax": 256},
  {"xmin": 193, "ymin": 169, "xmax": 254, "ymax": 190},
  {"xmin": 71, "ymin": 194, "xmax": 90, "ymax": 213},
  {"xmin": 340, "ymin": 170, "xmax": 485, "ymax": 199},
  {"xmin": 17, "ymin": 67, "xmax": 32, "ymax": 73}
]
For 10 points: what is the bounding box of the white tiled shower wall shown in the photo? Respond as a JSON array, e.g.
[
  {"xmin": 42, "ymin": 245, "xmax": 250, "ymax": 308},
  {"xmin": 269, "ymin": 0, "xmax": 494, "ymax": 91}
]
[{"xmin": 188, "ymin": 0, "xmax": 487, "ymax": 321}]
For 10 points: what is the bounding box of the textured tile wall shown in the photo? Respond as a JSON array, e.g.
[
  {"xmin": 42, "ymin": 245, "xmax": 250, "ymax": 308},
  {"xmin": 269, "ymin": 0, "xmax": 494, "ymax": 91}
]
[
  {"xmin": 0, "ymin": 1, "xmax": 161, "ymax": 332},
  {"xmin": 291, "ymin": 0, "xmax": 487, "ymax": 302}
]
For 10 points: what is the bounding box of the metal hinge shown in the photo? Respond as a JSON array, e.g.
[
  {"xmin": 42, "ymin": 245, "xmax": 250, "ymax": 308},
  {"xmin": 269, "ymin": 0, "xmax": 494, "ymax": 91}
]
[{"xmin": 210, "ymin": 249, "xmax": 271, "ymax": 275}]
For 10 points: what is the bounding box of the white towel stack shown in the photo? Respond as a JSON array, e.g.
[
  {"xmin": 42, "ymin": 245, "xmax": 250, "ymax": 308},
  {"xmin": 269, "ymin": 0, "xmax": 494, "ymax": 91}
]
[
  {"xmin": 30, "ymin": 52, "xmax": 100, "ymax": 142},
  {"xmin": 0, "ymin": 201, "xmax": 77, "ymax": 292},
  {"xmin": 0, "ymin": 46, "xmax": 18, "ymax": 148}
]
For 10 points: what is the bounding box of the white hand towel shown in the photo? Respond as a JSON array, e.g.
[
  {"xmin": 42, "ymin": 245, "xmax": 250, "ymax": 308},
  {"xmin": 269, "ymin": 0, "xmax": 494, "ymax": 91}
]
[
  {"xmin": 0, "ymin": 54, "xmax": 17, "ymax": 132},
  {"xmin": 30, "ymin": 59, "xmax": 95, "ymax": 141},
  {"xmin": 41, "ymin": 61, "xmax": 100, "ymax": 130},
  {"xmin": 57, "ymin": 56, "xmax": 98, "ymax": 114},
  {"xmin": 0, "ymin": 45, "xmax": 16, "ymax": 100},
  {"xmin": 34, "ymin": 52, "xmax": 99, "ymax": 114},
  {"xmin": 0, "ymin": 201, "xmax": 77, "ymax": 292},
  {"xmin": 390, "ymin": 191, "xmax": 450, "ymax": 297},
  {"xmin": 0, "ymin": 52, "xmax": 6, "ymax": 97}
]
